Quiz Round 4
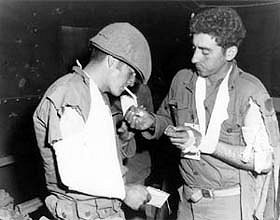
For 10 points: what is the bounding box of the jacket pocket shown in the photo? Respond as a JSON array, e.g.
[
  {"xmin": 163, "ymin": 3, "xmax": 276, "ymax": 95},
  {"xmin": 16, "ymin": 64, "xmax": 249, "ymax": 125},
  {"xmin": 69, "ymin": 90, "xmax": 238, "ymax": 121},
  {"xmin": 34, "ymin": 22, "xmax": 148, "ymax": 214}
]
[
  {"xmin": 168, "ymin": 100, "xmax": 194, "ymax": 126},
  {"xmin": 76, "ymin": 202, "xmax": 97, "ymax": 220},
  {"xmin": 219, "ymin": 120, "xmax": 242, "ymax": 145},
  {"xmin": 56, "ymin": 198, "xmax": 78, "ymax": 220}
]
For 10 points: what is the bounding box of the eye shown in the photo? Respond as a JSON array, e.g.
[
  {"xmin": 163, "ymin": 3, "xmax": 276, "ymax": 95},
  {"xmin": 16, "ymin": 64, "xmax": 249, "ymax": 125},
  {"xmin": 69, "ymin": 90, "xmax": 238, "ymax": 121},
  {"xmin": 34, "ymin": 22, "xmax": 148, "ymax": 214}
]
[
  {"xmin": 202, "ymin": 49, "xmax": 210, "ymax": 56},
  {"xmin": 128, "ymin": 71, "xmax": 136, "ymax": 80}
]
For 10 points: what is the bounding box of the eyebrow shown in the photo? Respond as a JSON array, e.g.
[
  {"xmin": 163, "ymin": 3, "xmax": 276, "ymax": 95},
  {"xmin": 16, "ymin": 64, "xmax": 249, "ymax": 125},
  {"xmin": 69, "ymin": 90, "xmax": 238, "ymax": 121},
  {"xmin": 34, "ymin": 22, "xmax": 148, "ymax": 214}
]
[{"xmin": 195, "ymin": 45, "xmax": 211, "ymax": 51}]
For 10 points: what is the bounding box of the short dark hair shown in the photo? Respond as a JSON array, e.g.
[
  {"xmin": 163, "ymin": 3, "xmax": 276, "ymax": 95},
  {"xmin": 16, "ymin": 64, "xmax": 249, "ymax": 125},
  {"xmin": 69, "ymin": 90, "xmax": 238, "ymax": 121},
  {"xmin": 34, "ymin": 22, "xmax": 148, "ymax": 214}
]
[
  {"xmin": 89, "ymin": 45, "xmax": 142, "ymax": 81},
  {"xmin": 89, "ymin": 46, "xmax": 108, "ymax": 63},
  {"xmin": 90, "ymin": 46, "xmax": 127, "ymax": 70},
  {"xmin": 190, "ymin": 7, "xmax": 246, "ymax": 49}
]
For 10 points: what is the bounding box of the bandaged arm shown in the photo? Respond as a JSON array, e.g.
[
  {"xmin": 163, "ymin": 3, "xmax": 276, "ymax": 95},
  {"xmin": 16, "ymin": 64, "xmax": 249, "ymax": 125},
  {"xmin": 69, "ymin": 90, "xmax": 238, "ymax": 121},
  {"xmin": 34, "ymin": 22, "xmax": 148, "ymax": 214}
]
[
  {"xmin": 213, "ymin": 142, "xmax": 255, "ymax": 171},
  {"xmin": 213, "ymin": 99, "xmax": 272, "ymax": 174},
  {"xmin": 213, "ymin": 143, "xmax": 271, "ymax": 173}
]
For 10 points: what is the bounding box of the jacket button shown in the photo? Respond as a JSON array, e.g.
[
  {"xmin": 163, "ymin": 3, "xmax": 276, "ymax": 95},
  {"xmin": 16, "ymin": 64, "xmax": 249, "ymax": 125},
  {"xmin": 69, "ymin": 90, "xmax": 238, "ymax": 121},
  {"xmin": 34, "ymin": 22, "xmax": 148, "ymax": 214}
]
[
  {"xmin": 62, "ymin": 212, "xmax": 67, "ymax": 218},
  {"xmin": 226, "ymin": 128, "xmax": 233, "ymax": 133}
]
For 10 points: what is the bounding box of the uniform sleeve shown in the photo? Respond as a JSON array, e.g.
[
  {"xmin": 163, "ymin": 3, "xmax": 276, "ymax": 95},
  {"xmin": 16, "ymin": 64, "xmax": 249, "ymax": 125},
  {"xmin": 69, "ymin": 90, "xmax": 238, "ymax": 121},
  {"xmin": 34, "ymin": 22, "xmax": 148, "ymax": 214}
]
[
  {"xmin": 252, "ymin": 89, "xmax": 280, "ymax": 219},
  {"xmin": 137, "ymin": 84, "xmax": 154, "ymax": 113},
  {"xmin": 33, "ymin": 98, "xmax": 62, "ymax": 148},
  {"xmin": 253, "ymin": 91, "xmax": 280, "ymax": 155},
  {"xmin": 111, "ymin": 100, "xmax": 137, "ymax": 160},
  {"xmin": 141, "ymin": 79, "xmax": 176, "ymax": 140}
]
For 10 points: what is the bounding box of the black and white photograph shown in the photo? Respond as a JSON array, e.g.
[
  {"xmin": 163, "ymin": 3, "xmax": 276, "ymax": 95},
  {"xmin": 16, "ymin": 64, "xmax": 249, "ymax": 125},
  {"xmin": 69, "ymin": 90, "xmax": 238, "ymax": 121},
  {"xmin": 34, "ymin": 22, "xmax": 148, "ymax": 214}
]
[{"xmin": 0, "ymin": 1, "xmax": 280, "ymax": 220}]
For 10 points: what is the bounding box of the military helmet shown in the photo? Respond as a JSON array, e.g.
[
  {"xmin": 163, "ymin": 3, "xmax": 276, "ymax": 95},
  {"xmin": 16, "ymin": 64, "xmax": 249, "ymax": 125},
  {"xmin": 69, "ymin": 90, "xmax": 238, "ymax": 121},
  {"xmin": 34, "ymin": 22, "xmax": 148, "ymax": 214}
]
[{"xmin": 89, "ymin": 22, "xmax": 151, "ymax": 84}]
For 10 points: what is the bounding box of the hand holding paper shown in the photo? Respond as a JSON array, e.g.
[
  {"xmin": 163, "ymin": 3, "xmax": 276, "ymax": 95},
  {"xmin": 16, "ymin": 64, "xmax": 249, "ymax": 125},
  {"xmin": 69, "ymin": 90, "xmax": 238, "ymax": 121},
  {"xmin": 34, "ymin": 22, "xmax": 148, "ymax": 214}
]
[
  {"xmin": 124, "ymin": 184, "xmax": 151, "ymax": 210},
  {"xmin": 164, "ymin": 124, "xmax": 202, "ymax": 160}
]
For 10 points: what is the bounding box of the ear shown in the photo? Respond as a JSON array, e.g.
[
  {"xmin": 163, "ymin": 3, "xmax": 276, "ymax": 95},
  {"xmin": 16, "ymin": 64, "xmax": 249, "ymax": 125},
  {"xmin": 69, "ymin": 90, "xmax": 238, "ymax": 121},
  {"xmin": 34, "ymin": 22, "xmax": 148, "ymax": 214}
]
[
  {"xmin": 107, "ymin": 55, "xmax": 118, "ymax": 69},
  {"xmin": 225, "ymin": 46, "xmax": 238, "ymax": 61}
]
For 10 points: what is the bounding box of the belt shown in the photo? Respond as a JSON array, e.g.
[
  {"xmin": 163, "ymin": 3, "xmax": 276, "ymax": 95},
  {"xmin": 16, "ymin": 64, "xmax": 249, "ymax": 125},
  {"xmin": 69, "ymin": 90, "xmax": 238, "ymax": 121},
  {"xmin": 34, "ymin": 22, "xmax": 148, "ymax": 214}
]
[
  {"xmin": 190, "ymin": 185, "xmax": 240, "ymax": 202},
  {"xmin": 48, "ymin": 192, "xmax": 122, "ymax": 219},
  {"xmin": 57, "ymin": 192, "xmax": 121, "ymax": 209}
]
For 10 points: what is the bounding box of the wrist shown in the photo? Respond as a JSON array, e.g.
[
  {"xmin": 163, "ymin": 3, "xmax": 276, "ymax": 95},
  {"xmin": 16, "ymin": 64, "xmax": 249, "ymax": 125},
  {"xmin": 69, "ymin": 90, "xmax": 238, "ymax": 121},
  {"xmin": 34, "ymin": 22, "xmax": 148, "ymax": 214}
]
[{"xmin": 148, "ymin": 113, "xmax": 156, "ymax": 131}]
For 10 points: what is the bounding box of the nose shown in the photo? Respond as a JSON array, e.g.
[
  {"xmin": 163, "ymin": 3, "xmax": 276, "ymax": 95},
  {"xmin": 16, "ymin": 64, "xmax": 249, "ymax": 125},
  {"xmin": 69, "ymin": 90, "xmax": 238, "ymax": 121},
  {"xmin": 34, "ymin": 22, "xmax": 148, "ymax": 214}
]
[{"xmin": 191, "ymin": 48, "xmax": 200, "ymax": 64}]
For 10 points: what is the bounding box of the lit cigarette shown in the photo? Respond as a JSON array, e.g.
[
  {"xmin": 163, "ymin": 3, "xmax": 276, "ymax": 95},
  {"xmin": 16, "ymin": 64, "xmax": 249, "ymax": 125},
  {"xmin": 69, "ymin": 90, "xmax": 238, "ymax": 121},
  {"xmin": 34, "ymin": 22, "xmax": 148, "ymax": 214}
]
[{"xmin": 124, "ymin": 87, "xmax": 137, "ymax": 106}]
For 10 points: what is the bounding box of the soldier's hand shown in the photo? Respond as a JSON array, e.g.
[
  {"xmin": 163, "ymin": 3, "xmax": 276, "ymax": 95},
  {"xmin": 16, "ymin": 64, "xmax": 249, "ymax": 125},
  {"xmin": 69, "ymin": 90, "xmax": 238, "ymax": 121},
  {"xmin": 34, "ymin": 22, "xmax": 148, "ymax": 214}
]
[
  {"xmin": 124, "ymin": 184, "xmax": 151, "ymax": 210},
  {"xmin": 124, "ymin": 106, "xmax": 155, "ymax": 131},
  {"xmin": 164, "ymin": 125, "xmax": 202, "ymax": 151}
]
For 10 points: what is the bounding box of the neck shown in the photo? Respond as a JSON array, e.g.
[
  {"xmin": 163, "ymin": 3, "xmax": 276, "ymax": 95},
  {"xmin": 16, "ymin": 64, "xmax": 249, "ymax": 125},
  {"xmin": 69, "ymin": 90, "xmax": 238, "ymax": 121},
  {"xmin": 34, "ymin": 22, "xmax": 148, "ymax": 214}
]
[{"xmin": 207, "ymin": 62, "xmax": 232, "ymax": 86}]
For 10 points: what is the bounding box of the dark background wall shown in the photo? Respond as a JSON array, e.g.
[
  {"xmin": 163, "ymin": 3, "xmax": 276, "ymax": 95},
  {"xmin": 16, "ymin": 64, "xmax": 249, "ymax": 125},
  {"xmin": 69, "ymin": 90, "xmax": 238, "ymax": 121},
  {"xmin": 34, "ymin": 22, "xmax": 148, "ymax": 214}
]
[{"xmin": 0, "ymin": 0, "xmax": 280, "ymax": 205}]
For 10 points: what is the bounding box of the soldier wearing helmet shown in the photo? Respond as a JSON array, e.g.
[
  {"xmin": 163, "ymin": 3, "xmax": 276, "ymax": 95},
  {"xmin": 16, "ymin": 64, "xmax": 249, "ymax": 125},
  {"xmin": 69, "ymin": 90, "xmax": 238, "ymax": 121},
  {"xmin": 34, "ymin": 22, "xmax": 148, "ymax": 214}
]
[{"xmin": 33, "ymin": 23, "xmax": 152, "ymax": 220}]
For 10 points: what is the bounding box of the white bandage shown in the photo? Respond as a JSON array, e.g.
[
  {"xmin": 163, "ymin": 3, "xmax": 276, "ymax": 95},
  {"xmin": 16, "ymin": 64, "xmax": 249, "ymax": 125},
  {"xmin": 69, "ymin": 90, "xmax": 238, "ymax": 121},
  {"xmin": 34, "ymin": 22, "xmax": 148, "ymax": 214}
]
[
  {"xmin": 241, "ymin": 127, "xmax": 255, "ymax": 163},
  {"xmin": 242, "ymin": 98, "xmax": 273, "ymax": 173}
]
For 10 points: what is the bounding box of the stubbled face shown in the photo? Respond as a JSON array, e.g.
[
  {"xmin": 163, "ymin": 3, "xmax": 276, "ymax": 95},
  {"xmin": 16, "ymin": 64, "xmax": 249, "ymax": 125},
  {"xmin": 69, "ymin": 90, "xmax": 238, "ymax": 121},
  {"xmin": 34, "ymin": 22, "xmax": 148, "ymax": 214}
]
[
  {"xmin": 191, "ymin": 33, "xmax": 228, "ymax": 78},
  {"xmin": 109, "ymin": 61, "xmax": 136, "ymax": 97}
]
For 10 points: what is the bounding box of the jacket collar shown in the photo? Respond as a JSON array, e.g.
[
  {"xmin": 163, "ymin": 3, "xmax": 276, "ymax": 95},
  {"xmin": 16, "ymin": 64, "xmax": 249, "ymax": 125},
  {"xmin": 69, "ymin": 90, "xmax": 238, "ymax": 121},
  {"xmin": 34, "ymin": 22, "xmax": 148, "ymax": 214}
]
[
  {"xmin": 182, "ymin": 60, "xmax": 239, "ymax": 92},
  {"xmin": 72, "ymin": 66, "xmax": 111, "ymax": 105},
  {"xmin": 72, "ymin": 66, "xmax": 90, "ymax": 86},
  {"xmin": 183, "ymin": 71, "xmax": 197, "ymax": 92},
  {"xmin": 228, "ymin": 60, "xmax": 239, "ymax": 91}
]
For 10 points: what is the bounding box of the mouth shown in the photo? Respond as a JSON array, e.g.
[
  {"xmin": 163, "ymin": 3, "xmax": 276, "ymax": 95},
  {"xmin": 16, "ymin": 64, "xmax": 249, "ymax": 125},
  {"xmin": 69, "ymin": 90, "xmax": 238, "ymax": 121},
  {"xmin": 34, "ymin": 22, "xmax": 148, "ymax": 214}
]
[
  {"xmin": 120, "ymin": 85, "xmax": 128, "ymax": 92},
  {"xmin": 195, "ymin": 64, "xmax": 203, "ymax": 71}
]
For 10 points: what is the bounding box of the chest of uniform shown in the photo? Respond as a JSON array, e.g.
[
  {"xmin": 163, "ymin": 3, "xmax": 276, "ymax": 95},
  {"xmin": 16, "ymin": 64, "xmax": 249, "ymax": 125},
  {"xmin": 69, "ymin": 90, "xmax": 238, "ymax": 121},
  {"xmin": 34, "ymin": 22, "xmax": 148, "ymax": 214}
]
[{"xmin": 169, "ymin": 85, "xmax": 244, "ymax": 145}]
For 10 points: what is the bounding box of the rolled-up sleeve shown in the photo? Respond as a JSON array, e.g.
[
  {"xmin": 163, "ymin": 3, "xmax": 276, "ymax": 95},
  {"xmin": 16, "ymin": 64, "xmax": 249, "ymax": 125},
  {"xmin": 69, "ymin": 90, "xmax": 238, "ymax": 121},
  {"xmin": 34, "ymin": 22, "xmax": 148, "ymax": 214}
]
[{"xmin": 33, "ymin": 98, "xmax": 62, "ymax": 148}]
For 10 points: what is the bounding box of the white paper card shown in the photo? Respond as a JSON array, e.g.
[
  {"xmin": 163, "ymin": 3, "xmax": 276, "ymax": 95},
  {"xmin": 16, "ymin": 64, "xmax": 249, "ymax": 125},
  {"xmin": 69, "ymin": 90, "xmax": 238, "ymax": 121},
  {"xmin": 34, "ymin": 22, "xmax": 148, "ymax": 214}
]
[
  {"xmin": 146, "ymin": 186, "xmax": 170, "ymax": 208},
  {"xmin": 181, "ymin": 149, "xmax": 201, "ymax": 160}
]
